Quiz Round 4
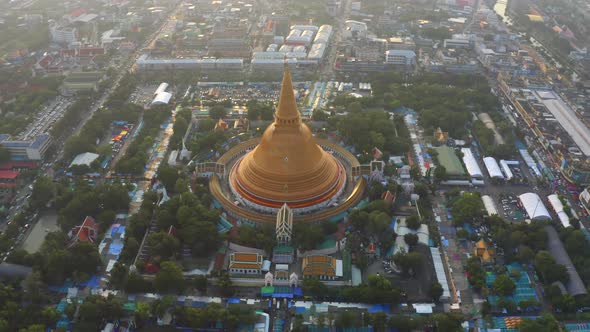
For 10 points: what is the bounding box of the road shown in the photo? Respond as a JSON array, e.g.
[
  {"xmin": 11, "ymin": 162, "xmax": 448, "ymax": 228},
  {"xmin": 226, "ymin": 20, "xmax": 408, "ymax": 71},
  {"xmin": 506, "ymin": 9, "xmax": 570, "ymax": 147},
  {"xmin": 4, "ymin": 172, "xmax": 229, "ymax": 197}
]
[
  {"xmin": 51, "ymin": 3, "xmax": 183, "ymax": 166},
  {"xmin": 320, "ymin": 0, "xmax": 351, "ymax": 81}
]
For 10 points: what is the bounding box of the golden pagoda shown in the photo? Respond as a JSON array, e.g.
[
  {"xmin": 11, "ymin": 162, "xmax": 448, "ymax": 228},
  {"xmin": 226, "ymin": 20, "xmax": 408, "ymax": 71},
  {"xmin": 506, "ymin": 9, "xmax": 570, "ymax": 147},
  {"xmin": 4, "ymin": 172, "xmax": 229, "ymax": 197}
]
[{"xmin": 229, "ymin": 67, "xmax": 346, "ymax": 209}]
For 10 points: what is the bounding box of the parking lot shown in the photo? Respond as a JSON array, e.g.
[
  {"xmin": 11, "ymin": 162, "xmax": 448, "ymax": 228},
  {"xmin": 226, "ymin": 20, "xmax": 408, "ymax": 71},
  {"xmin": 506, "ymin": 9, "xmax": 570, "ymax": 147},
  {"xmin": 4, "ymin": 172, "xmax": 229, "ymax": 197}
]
[
  {"xmin": 21, "ymin": 212, "xmax": 59, "ymax": 254},
  {"xmin": 192, "ymin": 81, "xmax": 310, "ymax": 106},
  {"xmin": 130, "ymin": 85, "xmax": 159, "ymax": 107},
  {"xmin": 497, "ymin": 193, "xmax": 528, "ymax": 221}
]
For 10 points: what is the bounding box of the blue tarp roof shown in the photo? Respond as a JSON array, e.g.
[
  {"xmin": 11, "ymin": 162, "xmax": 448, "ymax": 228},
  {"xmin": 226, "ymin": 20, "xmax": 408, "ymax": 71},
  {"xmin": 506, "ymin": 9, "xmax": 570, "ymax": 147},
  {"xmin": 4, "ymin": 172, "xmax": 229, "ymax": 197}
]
[
  {"xmin": 108, "ymin": 243, "xmax": 124, "ymax": 256},
  {"xmin": 368, "ymin": 304, "xmax": 391, "ymax": 313},
  {"xmin": 78, "ymin": 275, "xmax": 101, "ymax": 288}
]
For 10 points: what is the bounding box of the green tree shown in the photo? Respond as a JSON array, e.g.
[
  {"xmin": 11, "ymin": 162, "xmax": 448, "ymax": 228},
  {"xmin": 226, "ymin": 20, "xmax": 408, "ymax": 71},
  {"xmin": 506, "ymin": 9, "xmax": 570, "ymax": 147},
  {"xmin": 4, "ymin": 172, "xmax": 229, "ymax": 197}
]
[
  {"xmin": 431, "ymin": 314, "xmax": 462, "ymax": 332},
  {"xmin": 534, "ymin": 251, "xmax": 569, "ymax": 283},
  {"xmin": 293, "ymin": 223, "xmax": 325, "ymax": 251},
  {"xmin": 19, "ymin": 325, "xmax": 45, "ymax": 332},
  {"xmin": 393, "ymin": 251, "xmax": 423, "ymax": 276},
  {"xmin": 312, "ymin": 109, "xmax": 329, "ymax": 121},
  {"xmin": 492, "ymin": 274, "xmax": 516, "ymax": 296},
  {"xmin": 194, "ymin": 275, "xmax": 207, "ymax": 293},
  {"xmin": 157, "ymin": 166, "xmax": 179, "ymax": 191},
  {"xmin": 302, "ymin": 277, "xmax": 329, "ymax": 298},
  {"xmin": 429, "ymin": 282, "xmax": 444, "ymax": 302},
  {"xmin": 405, "ymin": 215, "xmax": 421, "ymax": 230},
  {"xmin": 433, "ymin": 165, "xmax": 448, "ymax": 182},
  {"xmin": 125, "ymin": 272, "xmax": 153, "ymax": 293},
  {"xmin": 217, "ymin": 272, "xmax": 234, "ymax": 297},
  {"xmin": 517, "ymin": 314, "xmax": 559, "ymax": 332},
  {"xmin": 403, "ymin": 233, "xmax": 419, "ymax": 247},
  {"xmin": 370, "ymin": 312, "xmax": 388, "ymax": 331},
  {"xmin": 146, "ymin": 232, "xmax": 180, "ymax": 259},
  {"xmin": 209, "ymin": 105, "xmax": 227, "ymax": 120},
  {"xmin": 336, "ymin": 311, "xmax": 359, "ymax": 328},
  {"xmin": 0, "ymin": 146, "xmax": 11, "ymax": 162},
  {"xmin": 155, "ymin": 261, "xmax": 185, "ymax": 293},
  {"xmin": 388, "ymin": 315, "xmax": 425, "ymax": 332},
  {"xmin": 109, "ymin": 262, "xmax": 128, "ymax": 289},
  {"xmin": 451, "ymin": 192, "xmax": 484, "ymax": 225},
  {"xmin": 30, "ymin": 176, "xmax": 54, "ymax": 209}
]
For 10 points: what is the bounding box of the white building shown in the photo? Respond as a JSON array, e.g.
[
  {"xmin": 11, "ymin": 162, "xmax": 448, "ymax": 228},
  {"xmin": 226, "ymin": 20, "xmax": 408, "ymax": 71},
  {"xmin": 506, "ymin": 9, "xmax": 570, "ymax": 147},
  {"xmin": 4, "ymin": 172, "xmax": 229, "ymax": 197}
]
[
  {"xmin": 461, "ymin": 148, "xmax": 483, "ymax": 179},
  {"xmin": 385, "ymin": 50, "xmax": 416, "ymax": 66},
  {"xmin": 481, "ymin": 195, "xmax": 498, "ymax": 216},
  {"xmin": 344, "ymin": 20, "xmax": 367, "ymax": 39},
  {"xmin": 499, "ymin": 160, "xmax": 515, "ymax": 181},
  {"xmin": 443, "ymin": 38, "xmax": 472, "ymax": 49},
  {"xmin": 50, "ymin": 26, "xmax": 78, "ymax": 45},
  {"xmin": 0, "ymin": 134, "xmax": 52, "ymax": 161},
  {"xmin": 483, "ymin": 157, "xmax": 503, "ymax": 179}
]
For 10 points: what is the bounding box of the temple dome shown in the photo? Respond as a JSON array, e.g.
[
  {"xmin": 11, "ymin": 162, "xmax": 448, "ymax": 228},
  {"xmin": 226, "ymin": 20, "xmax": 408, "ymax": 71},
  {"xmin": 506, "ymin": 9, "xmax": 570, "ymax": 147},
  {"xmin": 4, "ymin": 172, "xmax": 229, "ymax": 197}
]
[{"xmin": 230, "ymin": 67, "xmax": 345, "ymax": 208}]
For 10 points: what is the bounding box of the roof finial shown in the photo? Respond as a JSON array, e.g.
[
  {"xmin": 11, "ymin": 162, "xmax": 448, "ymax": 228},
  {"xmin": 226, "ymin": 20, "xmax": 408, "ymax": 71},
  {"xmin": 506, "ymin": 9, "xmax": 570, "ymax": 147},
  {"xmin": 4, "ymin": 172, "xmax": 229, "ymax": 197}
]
[{"xmin": 275, "ymin": 64, "xmax": 300, "ymax": 124}]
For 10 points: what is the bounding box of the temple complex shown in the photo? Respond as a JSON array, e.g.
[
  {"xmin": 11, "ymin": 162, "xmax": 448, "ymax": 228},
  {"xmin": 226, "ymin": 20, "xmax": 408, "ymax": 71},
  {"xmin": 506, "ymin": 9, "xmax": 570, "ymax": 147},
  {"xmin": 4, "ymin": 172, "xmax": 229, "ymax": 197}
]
[{"xmin": 208, "ymin": 66, "xmax": 366, "ymax": 224}]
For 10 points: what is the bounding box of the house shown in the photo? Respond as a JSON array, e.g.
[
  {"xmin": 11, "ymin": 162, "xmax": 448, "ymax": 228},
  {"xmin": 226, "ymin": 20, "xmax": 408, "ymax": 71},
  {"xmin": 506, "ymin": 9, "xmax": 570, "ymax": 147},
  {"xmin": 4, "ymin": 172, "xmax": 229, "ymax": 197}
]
[
  {"xmin": 474, "ymin": 239, "xmax": 495, "ymax": 264},
  {"xmin": 301, "ymin": 255, "xmax": 343, "ymax": 280},
  {"xmin": 214, "ymin": 119, "xmax": 229, "ymax": 131},
  {"xmin": 0, "ymin": 170, "xmax": 20, "ymax": 203},
  {"xmin": 228, "ymin": 252, "xmax": 264, "ymax": 275},
  {"xmin": 434, "ymin": 127, "xmax": 449, "ymax": 143},
  {"xmin": 68, "ymin": 216, "xmax": 99, "ymax": 248}
]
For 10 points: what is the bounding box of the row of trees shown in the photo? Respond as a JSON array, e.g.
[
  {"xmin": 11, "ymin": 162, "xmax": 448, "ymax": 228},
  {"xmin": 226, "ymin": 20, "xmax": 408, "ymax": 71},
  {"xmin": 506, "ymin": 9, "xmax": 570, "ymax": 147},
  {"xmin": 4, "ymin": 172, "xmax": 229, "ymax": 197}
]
[
  {"xmin": 335, "ymin": 110, "xmax": 411, "ymax": 156},
  {"xmin": 174, "ymin": 302, "xmax": 256, "ymax": 330},
  {"xmin": 302, "ymin": 274, "xmax": 403, "ymax": 304},
  {"xmin": 63, "ymin": 103, "xmax": 141, "ymax": 160},
  {"xmin": 10, "ymin": 231, "xmax": 102, "ymax": 285},
  {"xmin": 0, "ymin": 75, "xmax": 63, "ymax": 135},
  {"xmin": 363, "ymin": 72, "xmax": 500, "ymax": 139},
  {"xmin": 56, "ymin": 180, "xmax": 131, "ymax": 232},
  {"xmin": 292, "ymin": 309, "xmax": 464, "ymax": 332},
  {"xmin": 0, "ymin": 279, "xmax": 60, "ymax": 331},
  {"xmin": 51, "ymin": 97, "xmax": 92, "ymax": 140},
  {"xmin": 169, "ymin": 109, "xmax": 192, "ymax": 150}
]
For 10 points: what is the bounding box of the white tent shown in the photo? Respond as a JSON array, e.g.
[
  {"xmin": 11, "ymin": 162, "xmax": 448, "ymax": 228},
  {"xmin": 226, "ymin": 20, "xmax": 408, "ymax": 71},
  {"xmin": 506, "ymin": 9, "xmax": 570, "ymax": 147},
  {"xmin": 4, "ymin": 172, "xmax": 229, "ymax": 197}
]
[
  {"xmin": 69, "ymin": 152, "xmax": 99, "ymax": 168},
  {"xmin": 154, "ymin": 82, "xmax": 169, "ymax": 96},
  {"xmin": 461, "ymin": 148, "xmax": 483, "ymax": 179},
  {"xmin": 499, "ymin": 159, "xmax": 514, "ymax": 180},
  {"xmin": 519, "ymin": 193, "xmax": 551, "ymax": 221},
  {"xmin": 481, "ymin": 195, "xmax": 498, "ymax": 216},
  {"xmin": 151, "ymin": 91, "xmax": 172, "ymax": 105},
  {"xmin": 547, "ymin": 194, "xmax": 571, "ymax": 228},
  {"xmin": 483, "ymin": 157, "xmax": 503, "ymax": 179}
]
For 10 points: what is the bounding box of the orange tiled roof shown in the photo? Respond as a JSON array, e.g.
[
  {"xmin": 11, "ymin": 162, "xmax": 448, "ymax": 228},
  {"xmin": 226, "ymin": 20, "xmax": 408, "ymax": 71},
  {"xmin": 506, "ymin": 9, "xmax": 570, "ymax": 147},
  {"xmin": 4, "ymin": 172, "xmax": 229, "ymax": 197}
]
[{"xmin": 302, "ymin": 255, "xmax": 336, "ymax": 276}]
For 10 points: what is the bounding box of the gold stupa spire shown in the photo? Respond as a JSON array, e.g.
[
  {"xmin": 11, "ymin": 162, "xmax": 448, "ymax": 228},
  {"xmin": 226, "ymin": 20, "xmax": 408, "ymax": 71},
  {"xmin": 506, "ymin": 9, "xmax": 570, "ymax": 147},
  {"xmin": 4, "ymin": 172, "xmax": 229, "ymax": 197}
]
[{"xmin": 275, "ymin": 65, "xmax": 301, "ymax": 124}]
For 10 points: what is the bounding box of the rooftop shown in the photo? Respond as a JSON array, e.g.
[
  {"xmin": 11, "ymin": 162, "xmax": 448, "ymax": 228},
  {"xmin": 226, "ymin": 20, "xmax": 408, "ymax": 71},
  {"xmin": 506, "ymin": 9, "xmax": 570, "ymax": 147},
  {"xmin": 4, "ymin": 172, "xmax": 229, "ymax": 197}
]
[{"xmin": 434, "ymin": 146, "xmax": 465, "ymax": 176}]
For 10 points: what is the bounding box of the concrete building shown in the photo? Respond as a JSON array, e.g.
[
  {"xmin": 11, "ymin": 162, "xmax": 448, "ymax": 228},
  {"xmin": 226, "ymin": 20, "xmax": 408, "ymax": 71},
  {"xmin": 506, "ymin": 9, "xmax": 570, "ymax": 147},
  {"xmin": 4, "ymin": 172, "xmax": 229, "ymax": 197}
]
[
  {"xmin": 385, "ymin": 50, "xmax": 416, "ymax": 67},
  {"xmin": 0, "ymin": 134, "xmax": 52, "ymax": 161},
  {"xmin": 62, "ymin": 71, "xmax": 105, "ymax": 95},
  {"xmin": 50, "ymin": 26, "xmax": 78, "ymax": 45}
]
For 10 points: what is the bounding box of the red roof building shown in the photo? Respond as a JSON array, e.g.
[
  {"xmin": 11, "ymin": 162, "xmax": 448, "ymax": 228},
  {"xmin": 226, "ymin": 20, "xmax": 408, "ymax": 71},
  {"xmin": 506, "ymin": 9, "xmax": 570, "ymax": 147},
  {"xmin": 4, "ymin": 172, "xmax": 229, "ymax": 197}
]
[
  {"xmin": 68, "ymin": 216, "xmax": 99, "ymax": 248},
  {"xmin": 60, "ymin": 47, "xmax": 105, "ymax": 59},
  {"xmin": 0, "ymin": 171, "xmax": 20, "ymax": 187},
  {"xmin": 0, "ymin": 161, "xmax": 39, "ymax": 171}
]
